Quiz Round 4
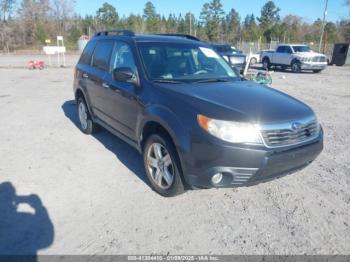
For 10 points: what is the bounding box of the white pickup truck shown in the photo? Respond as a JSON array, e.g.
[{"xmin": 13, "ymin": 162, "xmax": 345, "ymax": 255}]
[{"xmin": 261, "ymin": 44, "xmax": 327, "ymax": 73}]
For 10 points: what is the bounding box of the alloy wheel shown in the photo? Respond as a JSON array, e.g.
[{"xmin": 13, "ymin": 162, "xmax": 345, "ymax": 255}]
[
  {"xmin": 78, "ymin": 102, "xmax": 88, "ymax": 130},
  {"xmin": 146, "ymin": 143, "xmax": 174, "ymax": 190}
]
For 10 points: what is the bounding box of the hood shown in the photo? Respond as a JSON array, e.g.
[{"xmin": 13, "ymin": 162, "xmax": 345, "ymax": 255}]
[{"xmin": 157, "ymin": 80, "xmax": 315, "ymax": 124}]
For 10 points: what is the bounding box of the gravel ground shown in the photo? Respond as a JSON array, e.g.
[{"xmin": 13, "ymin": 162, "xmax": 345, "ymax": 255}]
[{"xmin": 0, "ymin": 59, "xmax": 349, "ymax": 255}]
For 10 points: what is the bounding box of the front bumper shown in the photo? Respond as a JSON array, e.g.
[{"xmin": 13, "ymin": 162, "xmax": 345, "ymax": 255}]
[
  {"xmin": 301, "ymin": 62, "xmax": 327, "ymax": 70},
  {"xmin": 182, "ymin": 130, "xmax": 323, "ymax": 188}
]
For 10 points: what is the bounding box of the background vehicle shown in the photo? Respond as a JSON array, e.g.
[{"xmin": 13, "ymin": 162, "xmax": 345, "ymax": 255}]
[
  {"xmin": 211, "ymin": 44, "xmax": 247, "ymax": 73},
  {"xmin": 74, "ymin": 30, "xmax": 323, "ymax": 197},
  {"xmin": 248, "ymin": 52, "xmax": 261, "ymax": 65},
  {"xmin": 261, "ymin": 44, "xmax": 327, "ymax": 73}
]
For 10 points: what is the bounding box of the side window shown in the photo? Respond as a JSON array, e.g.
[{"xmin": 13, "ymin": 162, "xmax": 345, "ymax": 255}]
[
  {"xmin": 276, "ymin": 46, "xmax": 285, "ymax": 53},
  {"xmin": 79, "ymin": 41, "xmax": 96, "ymax": 65},
  {"xmin": 92, "ymin": 41, "xmax": 115, "ymax": 71},
  {"xmin": 111, "ymin": 42, "xmax": 137, "ymax": 73},
  {"xmin": 285, "ymin": 46, "xmax": 293, "ymax": 54}
]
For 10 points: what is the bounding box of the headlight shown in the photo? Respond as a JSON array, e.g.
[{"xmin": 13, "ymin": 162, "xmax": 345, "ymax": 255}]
[{"xmin": 197, "ymin": 115, "xmax": 263, "ymax": 144}]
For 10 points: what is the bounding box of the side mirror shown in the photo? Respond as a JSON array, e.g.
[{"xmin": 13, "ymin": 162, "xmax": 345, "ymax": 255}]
[{"xmin": 113, "ymin": 67, "xmax": 138, "ymax": 85}]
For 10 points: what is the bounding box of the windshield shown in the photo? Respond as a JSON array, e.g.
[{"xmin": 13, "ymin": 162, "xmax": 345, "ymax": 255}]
[
  {"xmin": 292, "ymin": 46, "xmax": 312, "ymax": 53},
  {"xmin": 138, "ymin": 42, "xmax": 238, "ymax": 83}
]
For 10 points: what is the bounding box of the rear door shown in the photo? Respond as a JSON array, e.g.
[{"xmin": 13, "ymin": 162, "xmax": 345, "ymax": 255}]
[
  {"xmin": 87, "ymin": 40, "xmax": 115, "ymax": 121},
  {"xmin": 76, "ymin": 41, "xmax": 96, "ymax": 107}
]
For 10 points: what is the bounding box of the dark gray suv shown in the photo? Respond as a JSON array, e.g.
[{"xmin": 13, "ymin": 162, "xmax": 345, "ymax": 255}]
[{"xmin": 73, "ymin": 30, "xmax": 323, "ymax": 197}]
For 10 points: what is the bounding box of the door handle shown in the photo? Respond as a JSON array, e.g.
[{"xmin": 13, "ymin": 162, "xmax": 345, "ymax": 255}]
[
  {"xmin": 102, "ymin": 82, "xmax": 110, "ymax": 89},
  {"xmin": 82, "ymin": 73, "xmax": 89, "ymax": 79}
]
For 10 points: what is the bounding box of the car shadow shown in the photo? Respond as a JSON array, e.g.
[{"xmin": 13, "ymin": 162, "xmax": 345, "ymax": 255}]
[
  {"xmin": 0, "ymin": 182, "xmax": 54, "ymax": 261},
  {"xmin": 61, "ymin": 100, "xmax": 149, "ymax": 188}
]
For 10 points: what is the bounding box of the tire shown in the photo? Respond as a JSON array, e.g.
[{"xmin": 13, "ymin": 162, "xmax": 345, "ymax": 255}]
[
  {"xmin": 291, "ymin": 61, "xmax": 302, "ymax": 73},
  {"xmin": 262, "ymin": 58, "xmax": 270, "ymax": 70},
  {"xmin": 250, "ymin": 57, "xmax": 257, "ymax": 65},
  {"xmin": 313, "ymin": 69, "xmax": 323, "ymax": 73},
  {"xmin": 143, "ymin": 134, "xmax": 185, "ymax": 197},
  {"xmin": 77, "ymin": 97, "xmax": 98, "ymax": 135}
]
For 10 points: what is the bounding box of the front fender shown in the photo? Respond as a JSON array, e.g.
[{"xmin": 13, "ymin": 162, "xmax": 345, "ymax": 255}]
[
  {"xmin": 136, "ymin": 105, "xmax": 193, "ymax": 177},
  {"xmin": 137, "ymin": 105, "xmax": 191, "ymax": 152}
]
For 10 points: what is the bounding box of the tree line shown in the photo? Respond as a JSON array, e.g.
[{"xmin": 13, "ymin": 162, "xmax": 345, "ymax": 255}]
[{"xmin": 0, "ymin": 0, "xmax": 349, "ymax": 52}]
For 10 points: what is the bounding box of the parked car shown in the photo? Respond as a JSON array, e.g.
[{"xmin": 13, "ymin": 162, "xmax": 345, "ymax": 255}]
[
  {"xmin": 74, "ymin": 30, "xmax": 324, "ymax": 197},
  {"xmin": 211, "ymin": 44, "xmax": 247, "ymax": 72},
  {"xmin": 248, "ymin": 52, "xmax": 260, "ymax": 65},
  {"xmin": 250, "ymin": 50, "xmax": 274, "ymax": 65},
  {"xmin": 261, "ymin": 44, "xmax": 327, "ymax": 73}
]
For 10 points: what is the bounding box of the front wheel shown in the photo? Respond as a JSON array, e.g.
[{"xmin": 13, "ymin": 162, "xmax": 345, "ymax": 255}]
[
  {"xmin": 250, "ymin": 57, "xmax": 257, "ymax": 65},
  {"xmin": 262, "ymin": 58, "xmax": 270, "ymax": 70},
  {"xmin": 291, "ymin": 61, "xmax": 302, "ymax": 73},
  {"xmin": 143, "ymin": 134, "xmax": 185, "ymax": 197},
  {"xmin": 313, "ymin": 69, "xmax": 323, "ymax": 73}
]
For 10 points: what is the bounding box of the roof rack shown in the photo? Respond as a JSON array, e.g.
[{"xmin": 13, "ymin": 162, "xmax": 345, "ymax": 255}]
[
  {"xmin": 94, "ymin": 30, "xmax": 135, "ymax": 38},
  {"xmin": 157, "ymin": 34, "xmax": 201, "ymax": 42}
]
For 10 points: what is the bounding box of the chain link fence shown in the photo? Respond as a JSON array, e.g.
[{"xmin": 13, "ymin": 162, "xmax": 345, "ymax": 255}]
[{"xmin": 236, "ymin": 41, "xmax": 334, "ymax": 61}]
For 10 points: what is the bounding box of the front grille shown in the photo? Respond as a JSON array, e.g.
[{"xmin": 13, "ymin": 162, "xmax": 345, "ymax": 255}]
[
  {"xmin": 312, "ymin": 56, "xmax": 326, "ymax": 62},
  {"xmin": 261, "ymin": 120, "xmax": 319, "ymax": 148}
]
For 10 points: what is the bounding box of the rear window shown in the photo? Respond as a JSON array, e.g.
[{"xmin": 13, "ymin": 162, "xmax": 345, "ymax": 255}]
[
  {"xmin": 91, "ymin": 41, "xmax": 115, "ymax": 71},
  {"xmin": 79, "ymin": 41, "xmax": 96, "ymax": 65}
]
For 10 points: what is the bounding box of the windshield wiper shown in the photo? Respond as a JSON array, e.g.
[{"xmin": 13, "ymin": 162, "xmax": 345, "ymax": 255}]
[
  {"xmin": 152, "ymin": 79, "xmax": 185, "ymax": 84},
  {"xmin": 195, "ymin": 78, "xmax": 230, "ymax": 83}
]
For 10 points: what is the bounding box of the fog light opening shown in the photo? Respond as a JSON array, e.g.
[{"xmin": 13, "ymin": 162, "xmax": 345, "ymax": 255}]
[{"xmin": 212, "ymin": 173, "xmax": 223, "ymax": 185}]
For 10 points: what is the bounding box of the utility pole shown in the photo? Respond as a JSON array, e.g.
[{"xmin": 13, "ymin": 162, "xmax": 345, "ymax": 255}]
[{"xmin": 319, "ymin": 0, "xmax": 329, "ymax": 53}]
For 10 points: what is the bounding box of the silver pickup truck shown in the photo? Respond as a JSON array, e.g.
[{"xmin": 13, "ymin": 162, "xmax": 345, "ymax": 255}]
[{"xmin": 261, "ymin": 44, "xmax": 327, "ymax": 73}]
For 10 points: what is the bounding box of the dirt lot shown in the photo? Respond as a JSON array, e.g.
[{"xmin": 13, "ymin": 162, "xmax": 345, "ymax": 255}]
[{"xmin": 0, "ymin": 56, "xmax": 349, "ymax": 255}]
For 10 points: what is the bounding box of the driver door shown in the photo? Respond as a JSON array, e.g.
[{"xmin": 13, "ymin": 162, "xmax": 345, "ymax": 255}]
[{"xmin": 102, "ymin": 41, "xmax": 140, "ymax": 140}]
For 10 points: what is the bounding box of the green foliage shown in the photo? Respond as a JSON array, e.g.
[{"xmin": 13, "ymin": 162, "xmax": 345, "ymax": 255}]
[
  {"xmin": 2, "ymin": 0, "xmax": 350, "ymax": 51},
  {"xmin": 338, "ymin": 20, "xmax": 350, "ymax": 42},
  {"xmin": 224, "ymin": 8, "xmax": 240, "ymax": 42},
  {"xmin": 96, "ymin": 2, "xmax": 119, "ymax": 29},
  {"xmin": 143, "ymin": 1, "xmax": 160, "ymax": 33},
  {"xmin": 258, "ymin": 0, "xmax": 280, "ymax": 30},
  {"xmin": 34, "ymin": 24, "xmax": 47, "ymax": 45},
  {"xmin": 67, "ymin": 24, "xmax": 82, "ymax": 47},
  {"xmin": 325, "ymin": 22, "xmax": 338, "ymax": 43},
  {"xmin": 200, "ymin": 0, "xmax": 225, "ymax": 41}
]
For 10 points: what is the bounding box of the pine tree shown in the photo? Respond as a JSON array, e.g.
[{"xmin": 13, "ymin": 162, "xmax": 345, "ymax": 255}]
[
  {"xmin": 200, "ymin": 0, "xmax": 225, "ymax": 42},
  {"xmin": 258, "ymin": 0, "xmax": 280, "ymax": 30},
  {"xmin": 143, "ymin": 1, "xmax": 160, "ymax": 33},
  {"xmin": 96, "ymin": 3, "xmax": 119, "ymax": 29}
]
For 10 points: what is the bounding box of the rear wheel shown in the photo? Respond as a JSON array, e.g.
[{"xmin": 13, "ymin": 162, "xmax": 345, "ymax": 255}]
[
  {"xmin": 262, "ymin": 58, "xmax": 270, "ymax": 70},
  {"xmin": 291, "ymin": 61, "xmax": 302, "ymax": 73},
  {"xmin": 313, "ymin": 69, "xmax": 323, "ymax": 73},
  {"xmin": 250, "ymin": 57, "xmax": 257, "ymax": 65},
  {"xmin": 143, "ymin": 134, "xmax": 185, "ymax": 197},
  {"xmin": 77, "ymin": 97, "xmax": 98, "ymax": 135}
]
